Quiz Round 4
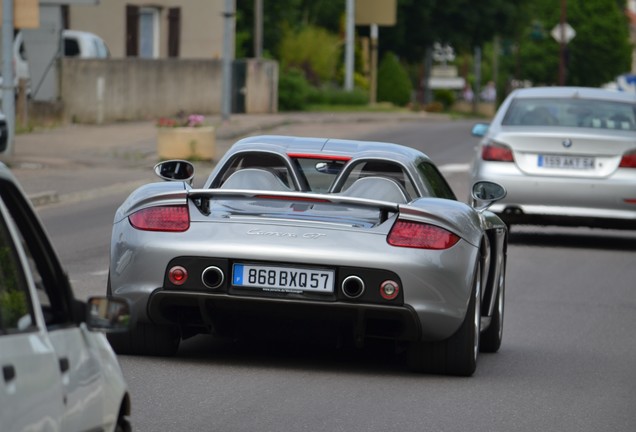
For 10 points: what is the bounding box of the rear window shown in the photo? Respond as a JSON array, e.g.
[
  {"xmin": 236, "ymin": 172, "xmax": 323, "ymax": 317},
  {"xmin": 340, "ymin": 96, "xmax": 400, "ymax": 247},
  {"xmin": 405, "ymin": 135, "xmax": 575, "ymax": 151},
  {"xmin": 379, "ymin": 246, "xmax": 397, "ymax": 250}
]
[{"xmin": 502, "ymin": 97, "xmax": 636, "ymax": 130}]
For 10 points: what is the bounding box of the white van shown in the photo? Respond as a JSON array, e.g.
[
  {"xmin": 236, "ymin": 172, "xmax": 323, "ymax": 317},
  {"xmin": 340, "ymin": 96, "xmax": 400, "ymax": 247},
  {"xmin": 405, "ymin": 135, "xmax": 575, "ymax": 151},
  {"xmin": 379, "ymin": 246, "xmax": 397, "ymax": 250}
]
[
  {"xmin": 14, "ymin": 29, "xmax": 110, "ymax": 87},
  {"xmin": 0, "ymin": 29, "xmax": 109, "ymax": 99}
]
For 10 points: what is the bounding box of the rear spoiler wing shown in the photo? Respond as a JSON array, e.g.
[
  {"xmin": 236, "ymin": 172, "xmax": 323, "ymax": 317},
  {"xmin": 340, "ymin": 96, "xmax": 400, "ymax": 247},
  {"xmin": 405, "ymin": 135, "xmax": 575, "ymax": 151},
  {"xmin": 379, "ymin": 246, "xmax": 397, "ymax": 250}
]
[{"xmin": 187, "ymin": 189, "xmax": 400, "ymax": 218}]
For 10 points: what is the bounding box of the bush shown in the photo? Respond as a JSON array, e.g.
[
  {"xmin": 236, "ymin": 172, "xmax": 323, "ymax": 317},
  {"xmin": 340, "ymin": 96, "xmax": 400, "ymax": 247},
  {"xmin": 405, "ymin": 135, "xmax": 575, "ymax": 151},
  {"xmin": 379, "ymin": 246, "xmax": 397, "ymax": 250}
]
[
  {"xmin": 279, "ymin": 25, "xmax": 341, "ymax": 85},
  {"xmin": 433, "ymin": 89, "xmax": 456, "ymax": 110},
  {"xmin": 377, "ymin": 52, "xmax": 413, "ymax": 107},
  {"xmin": 278, "ymin": 69, "xmax": 311, "ymax": 111},
  {"xmin": 307, "ymin": 86, "xmax": 368, "ymax": 106}
]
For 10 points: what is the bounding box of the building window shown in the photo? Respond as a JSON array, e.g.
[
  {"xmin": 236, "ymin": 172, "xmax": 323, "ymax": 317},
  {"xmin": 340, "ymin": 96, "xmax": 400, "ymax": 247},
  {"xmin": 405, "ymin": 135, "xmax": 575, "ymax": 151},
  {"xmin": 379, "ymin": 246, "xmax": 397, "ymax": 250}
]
[{"xmin": 139, "ymin": 7, "xmax": 160, "ymax": 58}]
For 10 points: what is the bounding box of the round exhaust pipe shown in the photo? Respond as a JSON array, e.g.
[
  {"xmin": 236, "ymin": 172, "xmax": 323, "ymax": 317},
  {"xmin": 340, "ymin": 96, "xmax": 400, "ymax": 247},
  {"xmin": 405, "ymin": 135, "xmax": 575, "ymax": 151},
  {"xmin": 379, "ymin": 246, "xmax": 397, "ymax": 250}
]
[
  {"xmin": 342, "ymin": 275, "xmax": 365, "ymax": 299},
  {"xmin": 201, "ymin": 266, "xmax": 225, "ymax": 289}
]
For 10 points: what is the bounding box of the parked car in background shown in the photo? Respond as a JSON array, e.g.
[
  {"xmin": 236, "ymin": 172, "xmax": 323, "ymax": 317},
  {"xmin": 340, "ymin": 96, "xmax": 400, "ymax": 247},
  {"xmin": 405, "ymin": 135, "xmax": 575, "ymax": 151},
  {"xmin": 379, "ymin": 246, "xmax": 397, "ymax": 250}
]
[
  {"xmin": 470, "ymin": 86, "xmax": 636, "ymax": 230},
  {"xmin": 107, "ymin": 135, "xmax": 508, "ymax": 376},
  {"xmin": 0, "ymin": 159, "xmax": 133, "ymax": 431},
  {"xmin": 7, "ymin": 29, "xmax": 110, "ymax": 96}
]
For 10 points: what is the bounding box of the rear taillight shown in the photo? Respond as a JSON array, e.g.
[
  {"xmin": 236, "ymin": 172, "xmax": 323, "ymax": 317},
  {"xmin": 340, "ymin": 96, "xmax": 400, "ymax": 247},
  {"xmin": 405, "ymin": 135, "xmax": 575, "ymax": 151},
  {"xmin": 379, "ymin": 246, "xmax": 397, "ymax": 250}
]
[
  {"xmin": 619, "ymin": 152, "xmax": 636, "ymax": 168},
  {"xmin": 482, "ymin": 143, "xmax": 514, "ymax": 162},
  {"xmin": 129, "ymin": 205, "xmax": 190, "ymax": 232},
  {"xmin": 387, "ymin": 220, "xmax": 460, "ymax": 250}
]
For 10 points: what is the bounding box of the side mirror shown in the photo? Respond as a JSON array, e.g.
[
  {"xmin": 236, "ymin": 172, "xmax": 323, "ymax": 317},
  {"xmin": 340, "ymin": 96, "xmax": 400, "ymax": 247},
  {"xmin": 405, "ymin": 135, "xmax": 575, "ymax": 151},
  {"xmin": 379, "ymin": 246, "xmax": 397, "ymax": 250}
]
[
  {"xmin": 154, "ymin": 160, "xmax": 195, "ymax": 184},
  {"xmin": 471, "ymin": 181, "xmax": 506, "ymax": 211},
  {"xmin": 471, "ymin": 123, "xmax": 489, "ymax": 137},
  {"xmin": 86, "ymin": 296, "xmax": 134, "ymax": 333}
]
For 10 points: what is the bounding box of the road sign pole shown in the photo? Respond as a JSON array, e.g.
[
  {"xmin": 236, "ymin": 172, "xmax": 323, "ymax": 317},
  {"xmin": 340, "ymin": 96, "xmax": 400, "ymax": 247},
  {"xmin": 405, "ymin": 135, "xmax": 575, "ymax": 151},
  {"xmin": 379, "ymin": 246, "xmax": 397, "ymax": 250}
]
[
  {"xmin": 1, "ymin": 0, "xmax": 15, "ymax": 157},
  {"xmin": 558, "ymin": 0, "xmax": 567, "ymax": 85}
]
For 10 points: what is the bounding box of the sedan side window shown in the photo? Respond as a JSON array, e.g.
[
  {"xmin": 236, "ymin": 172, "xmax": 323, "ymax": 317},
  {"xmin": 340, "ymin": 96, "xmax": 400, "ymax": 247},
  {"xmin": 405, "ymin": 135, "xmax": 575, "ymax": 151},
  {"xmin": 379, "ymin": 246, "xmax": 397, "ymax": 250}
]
[{"xmin": 0, "ymin": 212, "xmax": 35, "ymax": 333}]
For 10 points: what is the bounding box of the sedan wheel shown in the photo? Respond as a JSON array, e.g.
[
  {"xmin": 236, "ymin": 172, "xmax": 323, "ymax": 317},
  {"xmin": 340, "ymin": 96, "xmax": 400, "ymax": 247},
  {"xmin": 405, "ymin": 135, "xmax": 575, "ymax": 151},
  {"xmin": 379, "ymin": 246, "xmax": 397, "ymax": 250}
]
[{"xmin": 407, "ymin": 264, "xmax": 481, "ymax": 376}]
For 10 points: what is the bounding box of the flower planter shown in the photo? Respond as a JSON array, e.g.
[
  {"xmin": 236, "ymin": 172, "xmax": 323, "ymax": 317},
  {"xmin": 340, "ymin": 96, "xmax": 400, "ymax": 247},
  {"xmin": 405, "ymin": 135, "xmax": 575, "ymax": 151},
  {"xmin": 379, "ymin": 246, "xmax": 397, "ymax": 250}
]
[{"xmin": 156, "ymin": 126, "xmax": 216, "ymax": 160}]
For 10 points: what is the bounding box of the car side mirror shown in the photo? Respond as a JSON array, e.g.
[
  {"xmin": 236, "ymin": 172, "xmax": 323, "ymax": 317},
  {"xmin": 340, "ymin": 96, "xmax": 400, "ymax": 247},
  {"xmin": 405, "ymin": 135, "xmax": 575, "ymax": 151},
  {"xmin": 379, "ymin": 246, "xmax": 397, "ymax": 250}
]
[
  {"xmin": 471, "ymin": 123, "xmax": 489, "ymax": 137},
  {"xmin": 86, "ymin": 296, "xmax": 134, "ymax": 333},
  {"xmin": 471, "ymin": 181, "xmax": 506, "ymax": 211},
  {"xmin": 154, "ymin": 160, "xmax": 195, "ymax": 184}
]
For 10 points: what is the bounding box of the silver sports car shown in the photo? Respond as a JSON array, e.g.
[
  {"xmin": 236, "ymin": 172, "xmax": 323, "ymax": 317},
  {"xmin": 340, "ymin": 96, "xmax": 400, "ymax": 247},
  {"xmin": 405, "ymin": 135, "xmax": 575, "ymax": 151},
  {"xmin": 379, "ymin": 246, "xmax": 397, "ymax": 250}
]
[
  {"xmin": 107, "ymin": 135, "xmax": 508, "ymax": 376},
  {"xmin": 471, "ymin": 86, "xmax": 636, "ymax": 230}
]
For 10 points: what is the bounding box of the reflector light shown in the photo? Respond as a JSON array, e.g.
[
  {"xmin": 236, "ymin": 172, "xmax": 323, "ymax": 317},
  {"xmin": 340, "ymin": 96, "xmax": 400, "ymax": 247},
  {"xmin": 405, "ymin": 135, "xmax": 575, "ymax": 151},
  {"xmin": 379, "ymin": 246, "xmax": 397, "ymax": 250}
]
[
  {"xmin": 287, "ymin": 153, "xmax": 352, "ymax": 162},
  {"xmin": 387, "ymin": 220, "xmax": 460, "ymax": 250},
  {"xmin": 619, "ymin": 153, "xmax": 636, "ymax": 168},
  {"xmin": 482, "ymin": 144, "xmax": 514, "ymax": 162},
  {"xmin": 624, "ymin": 199, "xmax": 636, "ymax": 204},
  {"xmin": 129, "ymin": 205, "xmax": 190, "ymax": 232},
  {"xmin": 380, "ymin": 280, "xmax": 400, "ymax": 300},
  {"xmin": 169, "ymin": 266, "xmax": 188, "ymax": 286}
]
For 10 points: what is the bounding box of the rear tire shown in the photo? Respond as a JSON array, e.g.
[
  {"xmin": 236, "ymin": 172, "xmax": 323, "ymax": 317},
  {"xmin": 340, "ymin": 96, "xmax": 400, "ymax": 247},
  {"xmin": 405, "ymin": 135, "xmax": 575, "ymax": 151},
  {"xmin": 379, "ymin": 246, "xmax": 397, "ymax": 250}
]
[
  {"xmin": 480, "ymin": 262, "xmax": 505, "ymax": 353},
  {"xmin": 107, "ymin": 322, "xmax": 180, "ymax": 356},
  {"xmin": 407, "ymin": 264, "xmax": 481, "ymax": 376}
]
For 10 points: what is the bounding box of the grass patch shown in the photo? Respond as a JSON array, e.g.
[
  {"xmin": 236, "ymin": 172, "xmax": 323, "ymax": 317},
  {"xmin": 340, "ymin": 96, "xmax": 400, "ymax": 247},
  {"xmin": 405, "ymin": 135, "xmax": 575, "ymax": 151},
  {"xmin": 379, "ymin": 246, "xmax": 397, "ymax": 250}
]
[{"xmin": 306, "ymin": 103, "xmax": 409, "ymax": 113}]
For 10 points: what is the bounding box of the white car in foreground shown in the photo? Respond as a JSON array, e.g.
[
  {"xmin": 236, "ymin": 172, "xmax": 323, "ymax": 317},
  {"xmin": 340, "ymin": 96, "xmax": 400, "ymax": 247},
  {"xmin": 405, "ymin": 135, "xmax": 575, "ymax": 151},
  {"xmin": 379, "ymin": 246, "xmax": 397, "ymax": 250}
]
[{"xmin": 0, "ymin": 161, "xmax": 133, "ymax": 431}]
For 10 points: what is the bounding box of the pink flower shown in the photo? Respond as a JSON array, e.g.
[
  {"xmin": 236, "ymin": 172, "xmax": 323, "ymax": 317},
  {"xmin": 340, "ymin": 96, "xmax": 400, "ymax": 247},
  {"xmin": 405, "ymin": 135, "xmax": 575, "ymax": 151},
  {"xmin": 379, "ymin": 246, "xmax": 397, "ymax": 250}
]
[{"xmin": 156, "ymin": 113, "xmax": 205, "ymax": 128}]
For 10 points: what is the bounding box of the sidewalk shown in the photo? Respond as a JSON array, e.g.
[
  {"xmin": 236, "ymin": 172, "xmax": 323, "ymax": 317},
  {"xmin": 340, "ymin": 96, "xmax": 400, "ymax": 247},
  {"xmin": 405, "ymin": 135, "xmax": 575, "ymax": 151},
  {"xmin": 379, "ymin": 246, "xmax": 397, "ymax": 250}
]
[{"xmin": 3, "ymin": 111, "xmax": 438, "ymax": 207}]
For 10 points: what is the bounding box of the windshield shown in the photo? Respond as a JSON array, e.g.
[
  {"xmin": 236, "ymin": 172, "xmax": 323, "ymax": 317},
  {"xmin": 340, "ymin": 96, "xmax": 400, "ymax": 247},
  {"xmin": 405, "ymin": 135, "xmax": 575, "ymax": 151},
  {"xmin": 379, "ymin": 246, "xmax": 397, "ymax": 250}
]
[{"xmin": 502, "ymin": 97, "xmax": 636, "ymax": 131}]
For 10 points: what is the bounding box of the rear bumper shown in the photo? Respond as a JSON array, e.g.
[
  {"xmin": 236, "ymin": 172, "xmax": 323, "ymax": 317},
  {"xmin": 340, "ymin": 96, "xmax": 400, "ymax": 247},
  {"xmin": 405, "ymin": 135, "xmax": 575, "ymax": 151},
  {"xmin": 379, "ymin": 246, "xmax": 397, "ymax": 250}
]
[
  {"xmin": 473, "ymin": 162, "xmax": 636, "ymax": 228},
  {"xmin": 147, "ymin": 289, "xmax": 424, "ymax": 342}
]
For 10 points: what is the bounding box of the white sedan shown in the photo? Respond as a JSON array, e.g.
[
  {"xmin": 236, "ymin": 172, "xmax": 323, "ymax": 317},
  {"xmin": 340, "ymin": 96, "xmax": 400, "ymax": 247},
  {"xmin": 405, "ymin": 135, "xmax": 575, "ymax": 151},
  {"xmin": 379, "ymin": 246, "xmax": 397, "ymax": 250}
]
[{"xmin": 0, "ymin": 162, "xmax": 133, "ymax": 432}]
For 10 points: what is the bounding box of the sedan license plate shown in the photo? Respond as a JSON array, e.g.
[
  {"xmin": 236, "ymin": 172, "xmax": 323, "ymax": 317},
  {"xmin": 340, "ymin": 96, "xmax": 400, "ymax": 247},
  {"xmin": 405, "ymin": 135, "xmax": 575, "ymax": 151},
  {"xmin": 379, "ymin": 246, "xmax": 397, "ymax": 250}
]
[
  {"xmin": 538, "ymin": 154, "xmax": 595, "ymax": 170},
  {"xmin": 232, "ymin": 264, "xmax": 335, "ymax": 293}
]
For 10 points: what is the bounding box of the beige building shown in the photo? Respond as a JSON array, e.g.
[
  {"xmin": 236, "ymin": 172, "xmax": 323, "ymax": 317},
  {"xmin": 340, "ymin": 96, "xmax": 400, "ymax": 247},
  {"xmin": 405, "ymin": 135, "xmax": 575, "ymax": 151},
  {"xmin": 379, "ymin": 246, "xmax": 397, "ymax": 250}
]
[{"xmin": 68, "ymin": 0, "xmax": 229, "ymax": 59}]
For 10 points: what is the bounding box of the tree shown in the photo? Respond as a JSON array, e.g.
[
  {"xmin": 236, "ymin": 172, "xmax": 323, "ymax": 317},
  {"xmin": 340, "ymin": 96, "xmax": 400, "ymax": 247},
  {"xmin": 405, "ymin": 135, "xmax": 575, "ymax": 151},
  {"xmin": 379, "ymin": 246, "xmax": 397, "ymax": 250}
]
[
  {"xmin": 279, "ymin": 25, "xmax": 342, "ymax": 85},
  {"xmin": 515, "ymin": 0, "xmax": 631, "ymax": 86},
  {"xmin": 377, "ymin": 52, "xmax": 413, "ymax": 106}
]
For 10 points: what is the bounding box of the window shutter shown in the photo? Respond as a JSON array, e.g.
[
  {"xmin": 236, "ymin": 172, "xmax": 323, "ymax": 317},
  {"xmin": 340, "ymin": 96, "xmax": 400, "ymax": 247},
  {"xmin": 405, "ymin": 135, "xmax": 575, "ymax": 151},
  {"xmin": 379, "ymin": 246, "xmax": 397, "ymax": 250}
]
[
  {"xmin": 168, "ymin": 7, "xmax": 181, "ymax": 58},
  {"xmin": 126, "ymin": 5, "xmax": 139, "ymax": 57}
]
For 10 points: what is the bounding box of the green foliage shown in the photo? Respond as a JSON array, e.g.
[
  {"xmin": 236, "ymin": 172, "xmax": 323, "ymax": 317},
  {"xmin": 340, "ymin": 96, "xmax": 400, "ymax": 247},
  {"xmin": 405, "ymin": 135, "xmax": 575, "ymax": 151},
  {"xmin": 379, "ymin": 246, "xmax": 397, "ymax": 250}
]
[
  {"xmin": 279, "ymin": 25, "xmax": 341, "ymax": 85},
  {"xmin": 0, "ymin": 245, "xmax": 28, "ymax": 329},
  {"xmin": 515, "ymin": 0, "xmax": 631, "ymax": 87},
  {"xmin": 0, "ymin": 290, "xmax": 28, "ymax": 328},
  {"xmin": 433, "ymin": 89, "xmax": 456, "ymax": 110},
  {"xmin": 377, "ymin": 52, "xmax": 413, "ymax": 107},
  {"xmin": 307, "ymin": 86, "xmax": 368, "ymax": 106},
  {"xmin": 278, "ymin": 68, "xmax": 311, "ymax": 111}
]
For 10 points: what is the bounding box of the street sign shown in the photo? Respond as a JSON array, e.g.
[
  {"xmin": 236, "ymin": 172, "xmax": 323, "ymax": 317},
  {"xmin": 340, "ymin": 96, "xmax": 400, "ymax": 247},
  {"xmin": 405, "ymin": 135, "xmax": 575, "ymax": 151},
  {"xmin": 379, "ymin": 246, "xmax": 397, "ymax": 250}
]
[
  {"xmin": 355, "ymin": 0, "xmax": 396, "ymax": 26},
  {"xmin": 551, "ymin": 23, "xmax": 576, "ymax": 44}
]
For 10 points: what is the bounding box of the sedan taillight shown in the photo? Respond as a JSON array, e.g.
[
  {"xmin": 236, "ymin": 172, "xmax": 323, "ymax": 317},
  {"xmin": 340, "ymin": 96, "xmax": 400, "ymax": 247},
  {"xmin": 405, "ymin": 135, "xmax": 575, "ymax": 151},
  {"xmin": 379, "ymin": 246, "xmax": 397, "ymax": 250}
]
[
  {"xmin": 482, "ymin": 143, "xmax": 514, "ymax": 162},
  {"xmin": 387, "ymin": 220, "xmax": 460, "ymax": 250},
  {"xmin": 619, "ymin": 152, "xmax": 636, "ymax": 168},
  {"xmin": 129, "ymin": 205, "xmax": 190, "ymax": 232}
]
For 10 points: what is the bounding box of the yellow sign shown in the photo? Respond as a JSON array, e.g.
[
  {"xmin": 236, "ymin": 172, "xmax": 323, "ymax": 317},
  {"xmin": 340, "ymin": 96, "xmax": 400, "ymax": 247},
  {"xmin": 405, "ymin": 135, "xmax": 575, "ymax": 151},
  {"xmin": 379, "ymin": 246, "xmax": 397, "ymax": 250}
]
[
  {"xmin": 0, "ymin": 0, "xmax": 40, "ymax": 29},
  {"xmin": 355, "ymin": 0, "xmax": 396, "ymax": 26}
]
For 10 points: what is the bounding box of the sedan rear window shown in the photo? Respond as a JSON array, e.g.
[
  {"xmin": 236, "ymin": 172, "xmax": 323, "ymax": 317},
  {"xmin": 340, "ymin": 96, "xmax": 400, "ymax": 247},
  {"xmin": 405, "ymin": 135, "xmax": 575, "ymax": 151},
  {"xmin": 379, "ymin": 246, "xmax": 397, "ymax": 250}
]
[{"xmin": 502, "ymin": 97, "xmax": 636, "ymax": 130}]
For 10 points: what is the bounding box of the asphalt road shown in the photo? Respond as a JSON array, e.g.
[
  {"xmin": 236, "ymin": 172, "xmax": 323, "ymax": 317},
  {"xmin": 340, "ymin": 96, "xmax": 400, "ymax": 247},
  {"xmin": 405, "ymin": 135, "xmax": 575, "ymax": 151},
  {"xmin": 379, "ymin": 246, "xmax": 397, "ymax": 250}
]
[{"xmin": 37, "ymin": 119, "xmax": 636, "ymax": 432}]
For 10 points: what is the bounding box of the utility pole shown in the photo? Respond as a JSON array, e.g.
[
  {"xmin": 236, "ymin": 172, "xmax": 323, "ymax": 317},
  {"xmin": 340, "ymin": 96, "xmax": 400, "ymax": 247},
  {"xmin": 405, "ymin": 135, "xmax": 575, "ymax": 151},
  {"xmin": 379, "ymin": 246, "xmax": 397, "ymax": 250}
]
[
  {"xmin": 369, "ymin": 24, "xmax": 378, "ymax": 103},
  {"xmin": 254, "ymin": 0, "xmax": 263, "ymax": 59},
  {"xmin": 344, "ymin": 0, "xmax": 354, "ymax": 91},
  {"xmin": 1, "ymin": 0, "xmax": 15, "ymax": 157},
  {"xmin": 221, "ymin": 0, "xmax": 235, "ymax": 121}
]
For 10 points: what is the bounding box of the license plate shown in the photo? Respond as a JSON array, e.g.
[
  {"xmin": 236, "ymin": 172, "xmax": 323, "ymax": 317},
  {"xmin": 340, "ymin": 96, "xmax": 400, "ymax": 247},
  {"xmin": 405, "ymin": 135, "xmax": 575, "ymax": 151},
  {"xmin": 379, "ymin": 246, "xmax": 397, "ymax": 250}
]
[
  {"xmin": 232, "ymin": 264, "xmax": 335, "ymax": 293},
  {"xmin": 537, "ymin": 154, "xmax": 595, "ymax": 170}
]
